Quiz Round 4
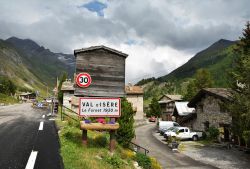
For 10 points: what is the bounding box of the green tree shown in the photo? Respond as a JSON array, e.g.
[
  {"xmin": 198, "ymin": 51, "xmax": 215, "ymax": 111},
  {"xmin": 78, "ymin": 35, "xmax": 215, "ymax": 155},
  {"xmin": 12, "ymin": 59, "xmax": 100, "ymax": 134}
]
[
  {"xmin": 116, "ymin": 98, "xmax": 135, "ymax": 148},
  {"xmin": 57, "ymin": 72, "xmax": 67, "ymax": 104},
  {"xmin": 229, "ymin": 22, "xmax": 250, "ymax": 146},
  {"xmin": 184, "ymin": 69, "xmax": 214, "ymax": 100},
  {"xmin": 0, "ymin": 77, "xmax": 16, "ymax": 96},
  {"xmin": 149, "ymin": 97, "xmax": 161, "ymax": 117}
]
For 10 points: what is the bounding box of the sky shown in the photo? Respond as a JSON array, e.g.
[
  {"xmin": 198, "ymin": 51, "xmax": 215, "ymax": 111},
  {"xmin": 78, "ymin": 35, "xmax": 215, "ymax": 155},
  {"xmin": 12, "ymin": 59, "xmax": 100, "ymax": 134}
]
[{"xmin": 0, "ymin": 0, "xmax": 249, "ymax": 83}]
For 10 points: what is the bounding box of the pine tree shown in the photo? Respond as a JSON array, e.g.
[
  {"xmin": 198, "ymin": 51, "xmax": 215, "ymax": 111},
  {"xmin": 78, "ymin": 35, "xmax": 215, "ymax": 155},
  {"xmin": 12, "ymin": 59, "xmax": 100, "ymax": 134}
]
[
  {"xmin": 184, "ymin": 69, "xmax": 214, "ymax": 100},
  {"xmin": 149, "ymin": 97, "xmax": 161, "ymax": 118},
  {"xmin": 116, "ymin": 98, "xmax": 135, "ymax": 148},
  {"xmin": 229, "ymin": 22, "xmax": 250, "ymax": 146}
]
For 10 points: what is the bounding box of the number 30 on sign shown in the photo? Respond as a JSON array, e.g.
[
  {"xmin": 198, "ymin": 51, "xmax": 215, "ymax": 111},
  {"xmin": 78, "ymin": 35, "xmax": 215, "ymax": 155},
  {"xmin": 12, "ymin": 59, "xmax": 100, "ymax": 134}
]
[{"xmin": 76, "ymin": 73, "xmax": 92, "ymax": 88}]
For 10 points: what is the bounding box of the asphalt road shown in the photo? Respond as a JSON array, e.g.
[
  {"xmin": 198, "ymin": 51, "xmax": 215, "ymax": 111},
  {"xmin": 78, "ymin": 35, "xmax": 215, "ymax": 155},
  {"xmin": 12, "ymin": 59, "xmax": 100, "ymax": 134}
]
[
  {"xmin": 135, "ymin": 123, "xmax": 218, "ymax": 169},
  {"xmin": 0, "ymin": 103, "xmax": 63, "ymax": 169}
]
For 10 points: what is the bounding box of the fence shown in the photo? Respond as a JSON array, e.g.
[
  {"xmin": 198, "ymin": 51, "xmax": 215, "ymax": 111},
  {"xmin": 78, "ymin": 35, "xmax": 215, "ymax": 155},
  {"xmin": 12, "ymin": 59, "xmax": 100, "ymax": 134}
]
[
  {"xmin": 60, "ymin": 104, "xmax": 80, "ymax": 122},
  {"xmin": 129, "ymin": 141, "xmax": 149, "ymax": 155}
]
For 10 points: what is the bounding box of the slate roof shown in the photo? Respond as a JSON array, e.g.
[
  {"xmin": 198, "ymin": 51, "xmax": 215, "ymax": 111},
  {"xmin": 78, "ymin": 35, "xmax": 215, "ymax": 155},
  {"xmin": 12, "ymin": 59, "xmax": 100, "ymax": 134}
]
[
  {"xmin": 125, "ymin": 85, "xmax": 143, "ymax": 95},
  {"xmin": 61, "ymin": 80, "xmax": 74, "ymax": 91},
  {"xmin": 74, "ymin": 45, "xmax": 128, "ymax": 58},
  {"xmin": 174, "ymin": 102, "xmax": 195, "ymax": 116},
  {"xmin": 159, "ymin": 94, "xmax": 182, "ymax": 101},
  {"xmin": 188, "ymin": 88, "xmax": 232, "ymax": 108}
]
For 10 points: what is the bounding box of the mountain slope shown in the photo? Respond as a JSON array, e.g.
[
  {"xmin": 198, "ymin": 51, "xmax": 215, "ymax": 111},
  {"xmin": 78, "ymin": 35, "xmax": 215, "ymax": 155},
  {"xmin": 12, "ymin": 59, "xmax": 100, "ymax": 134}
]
[
  {"xmin": 0, "ymin": 39, "xmax": 46, "ymax": 93},
  {"xmin": 138, "ymin": 39, "xmax": 237, "ymax": 105},
  {"xmin": 5, "ymin": 37, "xmax": 75, "ymax": 87},
  {"xmin": 0, "ymin": 37, "xmax": 76, "ymax": 96},
  {"xmin": 158, "ymin": 39, "xmax": 236, "ymax": 85}
]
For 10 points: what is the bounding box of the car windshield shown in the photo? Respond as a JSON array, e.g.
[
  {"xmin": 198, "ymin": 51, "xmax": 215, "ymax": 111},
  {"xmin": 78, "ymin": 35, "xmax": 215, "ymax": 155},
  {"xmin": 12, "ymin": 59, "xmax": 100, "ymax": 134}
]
[{"xmin": 167, "ymin": 127, "xmax": 175, "ymax": 131}]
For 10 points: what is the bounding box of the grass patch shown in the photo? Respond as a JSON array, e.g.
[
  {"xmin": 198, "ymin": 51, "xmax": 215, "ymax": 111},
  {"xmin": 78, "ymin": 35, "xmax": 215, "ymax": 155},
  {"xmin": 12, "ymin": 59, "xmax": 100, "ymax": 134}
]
[
  {"xmin": 0, "ymin": 93, "xmax": 18, "ymax": 104},
  {"xmin": 56, "ymin": 118, "xmax": 135, "ymax": 169}
]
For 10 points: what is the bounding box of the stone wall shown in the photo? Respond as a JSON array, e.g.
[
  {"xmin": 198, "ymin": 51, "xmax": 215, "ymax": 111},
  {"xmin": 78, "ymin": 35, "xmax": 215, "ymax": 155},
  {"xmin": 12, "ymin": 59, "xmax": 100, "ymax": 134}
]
[
  {"xmin": 63, "ymin": 92, "xmax": 74, "ymax": 109},
  {"xmin": 126, "ymin": 94, "xmax": 144, "ymax": 120},
  {"xmin": 192, "ymin": 95, "xmax": 232, "ymax": 131}
]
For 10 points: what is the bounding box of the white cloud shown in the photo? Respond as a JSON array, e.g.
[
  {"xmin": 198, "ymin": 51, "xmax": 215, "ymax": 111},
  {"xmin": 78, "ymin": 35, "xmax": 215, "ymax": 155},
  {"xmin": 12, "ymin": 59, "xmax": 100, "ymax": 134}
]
[{"xmin": 0, "ymin": 0, "xmax": 249, "ymax": 83}]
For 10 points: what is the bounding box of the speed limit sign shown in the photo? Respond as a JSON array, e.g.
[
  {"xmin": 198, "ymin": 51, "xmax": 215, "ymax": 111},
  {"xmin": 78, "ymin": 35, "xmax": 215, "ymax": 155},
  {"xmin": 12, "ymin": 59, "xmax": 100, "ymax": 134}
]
[{"xmin": 76, "ymin": 73, "xmax": 92, "ymax": 88}]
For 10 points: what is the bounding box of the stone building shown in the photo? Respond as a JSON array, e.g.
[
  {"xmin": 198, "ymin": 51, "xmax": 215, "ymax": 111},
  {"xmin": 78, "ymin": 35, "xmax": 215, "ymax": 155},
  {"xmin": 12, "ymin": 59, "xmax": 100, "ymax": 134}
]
[
  {"xmin": 188, "ymin": 88, "xmax": 232, "ymax": 141},
  {"xmin": 61, "ymin": 79, "xmax": 74, "ymax": 109},
  {"xmin": 158, "ymin": 94, "xmax": 182, "ymax": 121},
  {"xmin": 125, "ymin": 84, "xmax": 144, "ymax": 121}
]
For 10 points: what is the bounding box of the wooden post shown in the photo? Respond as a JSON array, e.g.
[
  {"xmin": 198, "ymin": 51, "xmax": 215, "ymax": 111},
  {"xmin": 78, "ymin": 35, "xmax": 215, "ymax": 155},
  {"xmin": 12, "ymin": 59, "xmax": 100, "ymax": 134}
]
[
  {"xmin": 109, "ymin": 130, "xmax": 116, "ymax": 152},
  {"xmin": 109, "ymin": 117, "xmax": 116, "ymax": 152},
  {"xmin": 82, "ymin": 130, "xmax": 88, "ymax": 145}
]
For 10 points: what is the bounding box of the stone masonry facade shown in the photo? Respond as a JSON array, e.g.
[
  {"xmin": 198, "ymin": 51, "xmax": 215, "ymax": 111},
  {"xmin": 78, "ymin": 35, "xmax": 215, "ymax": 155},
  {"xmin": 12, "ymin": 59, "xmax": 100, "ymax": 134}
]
[{"xmin": 192, "ymin": 95, "xmax": 232, "ymax": 131}]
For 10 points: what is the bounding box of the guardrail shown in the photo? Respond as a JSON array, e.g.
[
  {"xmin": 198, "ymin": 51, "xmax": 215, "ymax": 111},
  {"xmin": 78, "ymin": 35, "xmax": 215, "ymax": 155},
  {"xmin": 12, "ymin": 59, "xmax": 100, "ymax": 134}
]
[
  {"xmin": 129, "ymin": 141, "xmax": 149, "ymax": 155},
  {"xmin": 60, "ymin": 104, "xmax": 79, "ymax": 122}
]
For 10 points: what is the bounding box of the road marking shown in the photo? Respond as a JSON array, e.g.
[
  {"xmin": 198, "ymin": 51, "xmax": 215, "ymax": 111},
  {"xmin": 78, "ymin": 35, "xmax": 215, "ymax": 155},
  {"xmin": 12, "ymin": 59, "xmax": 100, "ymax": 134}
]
[
  {"xmin": 42, "ymin": 115, "xmax": 45, "ymax": 118},
  {"xmin": 25, "ymin": 151, "xmax": 38, "ymax": 169},
  {"xmin": 38, "ymin": 122, "xmax": 44, "ymax": 131}
]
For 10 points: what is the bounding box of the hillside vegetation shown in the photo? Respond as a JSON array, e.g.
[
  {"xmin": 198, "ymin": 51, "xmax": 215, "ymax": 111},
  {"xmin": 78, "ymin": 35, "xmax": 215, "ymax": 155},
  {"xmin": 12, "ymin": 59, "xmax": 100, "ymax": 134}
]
[
  {"xmin": 138, "ymin": 39, "xmax": 237, "ymax": 106},
  {"xmin": 0, "ymin": 37, "xmax": 75, "ymax": 98}
]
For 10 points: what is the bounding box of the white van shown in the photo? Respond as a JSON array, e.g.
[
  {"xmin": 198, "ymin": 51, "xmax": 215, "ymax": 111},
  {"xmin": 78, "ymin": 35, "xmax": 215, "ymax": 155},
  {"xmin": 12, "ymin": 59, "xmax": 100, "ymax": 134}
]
[{"xmin": 158, "ymin": 121, "xmax": 180, "ymax": 132}]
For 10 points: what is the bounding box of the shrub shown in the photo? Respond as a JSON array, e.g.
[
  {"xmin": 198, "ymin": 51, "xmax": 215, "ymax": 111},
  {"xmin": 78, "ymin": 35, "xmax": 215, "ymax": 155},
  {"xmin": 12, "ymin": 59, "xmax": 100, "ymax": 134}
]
[
  {"xmin": 116, "ymin": 98, "xmax": 135, "ymax": 148},
  {"xmin": 104, "ymin": 155, "xmax": 123, "ymax": 168},
  {"xmin": 207, "ymin": 127, "xmax": 219, "ymax": 140},
  {"xmin": 150, "ymin": 157, "xmax": 162, "ymax": 169},
  {"xmin": 135, "ymin": 153, "xmax": 151, "ymax": 169},
  {"xmin": 93, "ymin": 135, "xmax": 108, "ymax": 147},
  {"xmin": 121, "ymin": 149, "xmax": 135, "ymax": 159}
]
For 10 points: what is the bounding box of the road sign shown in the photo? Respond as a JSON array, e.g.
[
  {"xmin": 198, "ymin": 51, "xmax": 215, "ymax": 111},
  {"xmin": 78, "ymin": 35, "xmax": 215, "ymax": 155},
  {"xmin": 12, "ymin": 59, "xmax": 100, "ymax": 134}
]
[
  {"xmin": 76, "ymin": 73, "xmax": 92, "ymax": 88},
  {"xmin": 79, "ymin": 98, "xmax": 121, "ymax": 117}
]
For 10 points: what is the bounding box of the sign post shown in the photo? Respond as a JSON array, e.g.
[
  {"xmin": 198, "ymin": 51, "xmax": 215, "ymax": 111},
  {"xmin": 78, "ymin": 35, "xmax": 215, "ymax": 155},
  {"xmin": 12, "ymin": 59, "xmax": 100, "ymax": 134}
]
[
  {"xmin": 79, "ymin": 98, "xmax": 121, "ymax": 151},
  {"xmin": 74, "ymin": 46, "xmax": 128, "ymax": 152}
]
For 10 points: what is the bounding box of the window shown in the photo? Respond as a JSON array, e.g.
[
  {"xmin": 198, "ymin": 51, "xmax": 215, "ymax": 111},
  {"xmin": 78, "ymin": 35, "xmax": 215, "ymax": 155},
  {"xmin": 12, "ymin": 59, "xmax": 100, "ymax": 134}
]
[
  {"xmin": 178, "ymin": 129, "xmax": 184, "ymax": 133},
  {"xmin": 204, "ymin": 121, "xmax": 210, "ymax": 131},
  {"xmin": 185, "ymin": 129, "xmax": 188, "ymax": 132}
]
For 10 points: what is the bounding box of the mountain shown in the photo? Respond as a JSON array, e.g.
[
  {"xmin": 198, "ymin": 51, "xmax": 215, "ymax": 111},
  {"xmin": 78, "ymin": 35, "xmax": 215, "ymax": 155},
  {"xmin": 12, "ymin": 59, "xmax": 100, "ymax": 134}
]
[
  {"xmin": 138, "ymin": 39, "xmax": 237, "ymax": 105},
  {"xmin": 0, "ymin": 37, "xmax": 75, "ymax": 95},
  {"xmin": 5, "ymin": 37, "xmax": 75, "ymax": 87},
  {"xmin": 158, "ymin": 39, "xmax": 236, "ymax": 85}
]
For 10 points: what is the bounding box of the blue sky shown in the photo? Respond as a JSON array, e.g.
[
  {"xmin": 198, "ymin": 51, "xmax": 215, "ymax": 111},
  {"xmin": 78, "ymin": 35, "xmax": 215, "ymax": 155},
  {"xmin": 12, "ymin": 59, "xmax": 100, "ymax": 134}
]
[
  {"xmin": 82, "ymin": 1, "xmax": 107, "ymax": 17},
  {"xmin": 0, "ymin": 0, "xmax": 249, "ymax": 83}
]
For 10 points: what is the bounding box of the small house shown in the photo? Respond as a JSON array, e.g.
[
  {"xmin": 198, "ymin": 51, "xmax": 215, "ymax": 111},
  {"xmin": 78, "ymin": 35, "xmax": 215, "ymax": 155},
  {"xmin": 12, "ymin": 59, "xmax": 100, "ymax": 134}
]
[
  {"xmin": 74, "ymin": 45, "xmax": 128, "ymax": 97},
  {"xmin": 173, "ymin": 102, "xmax": 195, "ymax": 127},
  {"xmin": 19, "ymin": 92, "xmax": 36, "ymax": 102},
  {"xmin": 125, "ymin": 84, "xmax": 144, "ymax": 121},
  {"xmin": 61, "ymin": 79, "xmax": 74, "ymax": 109},
  {"xmin": 158, "ymin": 94, "xmax": 182, "ymax": 121},
  {"xmin": 188, "ymin": 88, "xmax": 232, "ymax": 141}
]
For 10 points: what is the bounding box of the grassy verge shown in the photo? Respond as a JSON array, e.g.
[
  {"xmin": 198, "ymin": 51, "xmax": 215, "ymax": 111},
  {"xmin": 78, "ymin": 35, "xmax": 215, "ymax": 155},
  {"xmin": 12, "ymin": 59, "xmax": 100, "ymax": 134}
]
[
  {"xmin": 56, "ymin": 118, "xmax": 135, "ymax": 169},
  {"xmin": 0, "ymin": 93, "xmax": 19, "ymax": 104}
]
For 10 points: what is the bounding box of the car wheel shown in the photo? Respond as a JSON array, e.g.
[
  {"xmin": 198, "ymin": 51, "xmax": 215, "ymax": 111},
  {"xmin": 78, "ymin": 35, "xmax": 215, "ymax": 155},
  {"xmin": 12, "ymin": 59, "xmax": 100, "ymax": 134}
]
[{"xmin": 192, "ymin": 135, "xmax": 198, "ymax": 141}]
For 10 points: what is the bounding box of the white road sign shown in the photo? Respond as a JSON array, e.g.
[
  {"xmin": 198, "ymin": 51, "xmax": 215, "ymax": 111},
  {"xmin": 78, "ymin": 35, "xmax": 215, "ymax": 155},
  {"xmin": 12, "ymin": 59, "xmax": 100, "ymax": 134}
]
[{"xmin": 79, "ymin": 98, "xmax": 121, "ymax": 117}]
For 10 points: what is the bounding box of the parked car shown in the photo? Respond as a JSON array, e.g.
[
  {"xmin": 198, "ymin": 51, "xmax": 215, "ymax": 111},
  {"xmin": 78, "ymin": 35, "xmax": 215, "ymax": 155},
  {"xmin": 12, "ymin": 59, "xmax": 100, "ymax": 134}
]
[
  {"xmin": 161, "ymin": 126, "xmax": 178, "ymax": 136},
  {"xmin": 149, "ymin": 116, "xmax": 156, "ymax": 122},
  {"xmin": 164, "ymin": 127, "xmax": 202, "ymax": 141},
  {"xmin": 158, "ymin": 121, "xmax": 180, "ymax": 132}
]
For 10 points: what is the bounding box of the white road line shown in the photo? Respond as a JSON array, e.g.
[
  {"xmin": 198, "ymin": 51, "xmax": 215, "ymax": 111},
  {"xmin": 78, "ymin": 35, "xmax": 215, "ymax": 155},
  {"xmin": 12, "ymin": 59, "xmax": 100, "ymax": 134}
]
[
  {"xmin": 38, "ymin": 121, "xmax": 44, "ymax": 131},
  {"xmin": 25, "ymin": 151, "xmax": 38, "ymax": 169},
  {"xmin": 42, "ymin": 115, "xmax": 45, "ymax": 118}
]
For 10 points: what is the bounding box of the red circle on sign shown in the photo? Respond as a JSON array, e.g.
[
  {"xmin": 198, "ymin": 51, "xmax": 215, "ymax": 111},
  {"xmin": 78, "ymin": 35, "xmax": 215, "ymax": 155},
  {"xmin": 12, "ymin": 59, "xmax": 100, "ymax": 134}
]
[{"xmin": 76, "ymin": 73, "xmax": 92, "ymax": 88}]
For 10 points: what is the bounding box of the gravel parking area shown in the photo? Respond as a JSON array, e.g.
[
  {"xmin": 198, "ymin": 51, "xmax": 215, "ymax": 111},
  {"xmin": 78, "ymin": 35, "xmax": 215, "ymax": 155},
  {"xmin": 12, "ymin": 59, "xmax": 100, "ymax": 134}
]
[
  {"xmin": 179, "ymin": 141, "xmax": 250, "ymax": 169},
  {"xmin": 153, "ymin": 131, "xmax": 250, "ymax": 169}
]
